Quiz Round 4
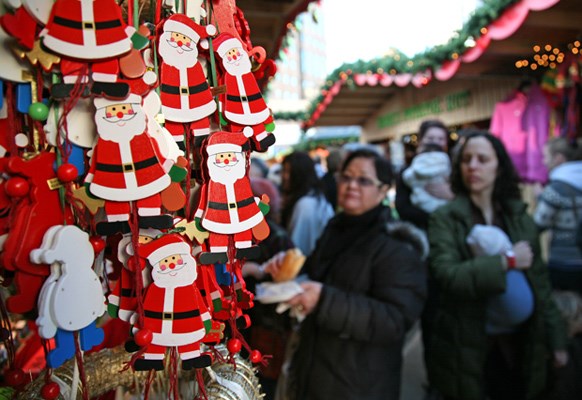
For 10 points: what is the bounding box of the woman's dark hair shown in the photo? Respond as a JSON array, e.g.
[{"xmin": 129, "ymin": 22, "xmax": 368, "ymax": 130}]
[
  {"xmin": 418, "ymin": 119, "xmax": 449, "ymax": 141},
  {"xmin": 450, "ymin": 130, "xmax": 521, "ymax": 205},
  {"xmin": 280, "ymin": 151, "xmax": 323, "ymax": 228},
  {"xmin": 341, "ymin": 149, "xmax": 393, "ymax": 186}
]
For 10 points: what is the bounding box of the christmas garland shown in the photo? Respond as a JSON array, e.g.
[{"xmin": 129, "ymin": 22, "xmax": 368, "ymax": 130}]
[{"xmin": 297, "ymin": 0, "xmax": 521, "ymax": 125}]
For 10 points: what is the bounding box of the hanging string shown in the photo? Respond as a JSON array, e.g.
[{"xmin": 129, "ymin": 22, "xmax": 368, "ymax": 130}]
[
  {"xmin": 0, "ymin": 292, "xmax": 16, "ymax": 368},
  {"xmin": 5, "ymin": 82, "xmax": 19, "ymax": 156},
  {"xmin": 167, "ymin": 347, "xmax": 179, "ymax": 399},
  {"xmin": 72, "ymin": 332, "xmax": 89, "ymax": 400},
  {"xmin": 194, "ymin": 369, "xmax": 208, "ymax": 400},
  {"xmin": 133, "ymin": 0, "xmax": 140, "ymax": 27},
  {"xmin": 142, "ymin": 369, "xmax": 156, "ymax": 400}
]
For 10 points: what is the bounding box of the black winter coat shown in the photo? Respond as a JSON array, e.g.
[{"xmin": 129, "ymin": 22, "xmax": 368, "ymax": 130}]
[{"xmin": 288, "ymin": 206, "xmax": 427, "ymax": 400}]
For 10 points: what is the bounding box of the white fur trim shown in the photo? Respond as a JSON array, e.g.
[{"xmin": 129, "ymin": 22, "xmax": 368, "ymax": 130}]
[
  {"xmin": 152, "ymin": 328, "xmax": 205, "ymax": 346},
  {"xmin": 42, "ymin": 35, "xmax": 131, "ymax": 60},
  {"xmin": 216, "ymin": 38, "xmax": 241, "ymax": 57},
  {"xmin": 89, "ymin": 174, "xmax": 170, "ymax": 201},
  {"xmin": 143, "ymin": 70, "xmax": 157, "ymax": 85},
  {"xmin": 163, "ymin": 19, "xmax": 200, "ymax": 43},
  {"xmin": 206, "ymin": 25, "xmax": 217, "ymax": 36},
  {"xmin": 161, "ymin": 100, "xmax": 216, "ymax": 123},
  {"xmin": 147, "ymin": 242, "xmax": 190, "ymax": 265},
  {"xmin": 137, "ymin": 207, "xmax": 161, "ymax": 216},
  {"xmin": 94, "ymin": 94, "xmax": 142, "ymax": 109},
  {"xmin": 206, "ymin": 143, "xmax": 241, "ymax": 155},
  {"xmin": 180, "ymin": 350, "xmax": 201, "ymax": 360},
  {"xmin": 225, "ymin": 108, "xmax": 270, "ymax": 125},
  {"xmin": 243, "ymin": 126, "xmax": 253, "ymax": 138},
  {"xmin": 202, "ymin": 210, "xmax": 263, "ymax": 234},
  {"xmin": 91, "ymin": 72, "xmax": 117, "ymax": 83}
]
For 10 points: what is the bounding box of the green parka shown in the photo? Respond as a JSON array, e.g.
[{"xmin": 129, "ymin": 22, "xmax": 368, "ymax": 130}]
[{"xmin": 426, "ymin": 195, "xmax": 567, "ymax": 400}]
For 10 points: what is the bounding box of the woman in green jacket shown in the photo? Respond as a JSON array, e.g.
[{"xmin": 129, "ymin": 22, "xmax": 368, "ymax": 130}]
[{"xmin": 426, "ymin": 130, "xmax": 568, "ymax": 400}]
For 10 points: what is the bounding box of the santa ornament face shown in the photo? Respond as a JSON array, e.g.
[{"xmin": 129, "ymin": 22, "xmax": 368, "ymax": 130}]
[
  {"xmin": 207, "ymin": 150, "xmax": 246, "ymax": 185},
  {"xmin": 159, "ymin": 29, "xmax": 199, "ymax": 69},
  {"xmin": 94, "ymin": 95, "xmax": 146, "ymax": 142},
  {"xmin": 218, "ymin": 40, "xmax": 252, "ymax": 76}
]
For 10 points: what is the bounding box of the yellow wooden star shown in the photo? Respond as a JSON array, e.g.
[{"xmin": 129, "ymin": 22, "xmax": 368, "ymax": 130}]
[
  {"xmin": 12, "ymin": 40, "xmax": 60, "ymax": 72},
  {"xmin": 175, "ymin": 218, "xmax": 209, "ymax": 244},
  {"xmin": 72, "ymin": 186, "xmax": 104, "ymax": 215}
]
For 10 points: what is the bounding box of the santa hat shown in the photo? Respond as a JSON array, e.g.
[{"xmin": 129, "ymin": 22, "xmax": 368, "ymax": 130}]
[
  {"xmin": 214, "ymin": 32, "xmax": 244, "ymax": 58},
  {"xmin": 163, "ymin": 14, "xmax": 216, "ymax": 49},
  {"xmin": 93, "ymin": 93, "xmax": 142, "ymax": 110},
  {"xmin": 138, "ymin": 233, "xmax": 191, "ymax": 267},
  {"xmin": 206, "ymin": 130, "xmax": 250, "ymax": 156}
]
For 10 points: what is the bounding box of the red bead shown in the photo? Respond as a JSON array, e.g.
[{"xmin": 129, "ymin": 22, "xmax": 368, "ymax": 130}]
[
  {"xmin": 89, "ymin": 236, "xmax": 106, "ymax": 254},
  {"xmin": 56, "ymin": 163, "xmax": 78, "ymax": 183},
  {"xmin": 134, "ymin": 329, "xmax": 153, "ymax": 347},
  {"xmin": 5, "ymin": 177, "xmax": 29, "ymax": 198},
  {"xmin": 41, "ymin": 382, "xmax": 60, "ymax": 400},
  {"xmin": 4, "ymin": 368, "xmax": 26, "ymax": 387},
  {"xmin": 249, "ymin": 350, "xmax": 262, "ymax": 364},
  {"xmin": 127, "ymin": 257, "xmax": 145, "ymax": 272},
  {"xmin": 227, "ymin": 338, "xmax": 242, "ymax": 354}
]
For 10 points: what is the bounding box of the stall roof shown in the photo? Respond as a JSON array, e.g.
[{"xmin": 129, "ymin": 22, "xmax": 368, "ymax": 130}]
[
  {"xmin": 301, "ymin": 0, "xmax": 582, "ymax": 129},
  {"xmin": 237, "ymin": 0, "xmax": 315, "ymax": 60}
]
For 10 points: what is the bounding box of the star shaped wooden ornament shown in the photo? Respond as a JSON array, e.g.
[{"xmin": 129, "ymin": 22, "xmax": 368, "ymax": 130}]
[
  {"xmin": 174, "ymin": 218, "xmax": 209, "ymax": 244},
  {"xmin": 13, "ymin": 40, "xmax": 61, "ymax": 72},
  {"xmin": 72, "ymin": 186, "xmax": 104, "ymax": 215}
]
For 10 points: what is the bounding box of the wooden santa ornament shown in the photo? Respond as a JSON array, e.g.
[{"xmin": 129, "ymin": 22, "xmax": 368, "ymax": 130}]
[
  {"xmin": 85, "ymin": 93, "xmax": 187, "ymax": 236},
  {"xmin": 194, "ymin": 130, "xmax": 269, "ymax": 265},
  {"xmin": 157, "ymin": 13, "xmax": 217, "ymax": 148},
  {"xmin": 32, "ymin": 225, "xmax": 105, "ymax": 368},
  {"xmin": 214, "ymin": 33, "xmax": 276, "ymax": 152},
  {"xmin": 132, "ymin": 233, "xmax": 212, "ymax": 371}
]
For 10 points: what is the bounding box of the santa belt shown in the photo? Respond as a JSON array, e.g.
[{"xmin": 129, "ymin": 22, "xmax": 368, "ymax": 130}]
[
  {"xmin": 208, "ymin": 197, "xmax": 254, "ymax": 210},
  {"xmin": 226, "ymin": 93, "xmax": 262, "ymax": 102},
  {"xmin": 96, "ymin": 156, "xmax": 158, "ymax": 173},
  {"xmin": 144, "ymin": 310, "xmax": 200, "ymax": 320},
  {"xmin": 53, "ymin": 16, "xmax": 122, "ymax": 30},
  {"xmin": 161, "ymin": 82, "xmax": 209, "ymax": 95}
]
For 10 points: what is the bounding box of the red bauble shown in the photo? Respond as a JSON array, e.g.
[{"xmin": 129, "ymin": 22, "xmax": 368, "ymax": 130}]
[
  {"xmin": 127, "ymin": 257, "xmax": 145, "ymax": 272},
  {"xmin": 227, "ymin": 338, "xmax": 242, "ymax": 354},
  {"xmin": 5, "ymin": 177, "xmax": 30, "ymax": 198},
  {"xmin": 4, "ymin": 368, "xmax": 26, "ymax": 387},
  {"xmin": 134, "ymin": 329, "xmax": 153, "ymax": 347},
  {"xmin": 56, "ymin": 163, "xmax": 78, "ymax": 182},
  {"xmin": 41, "ymin": 382, "xmax": 60, "ymax": 400},
  {"xmin": 249, "ymin": 350, "xmax": 262, "ymax": 364},
  {"xmin": 89, "ymin": 236, "xmax": 106, "ymax": 254}
]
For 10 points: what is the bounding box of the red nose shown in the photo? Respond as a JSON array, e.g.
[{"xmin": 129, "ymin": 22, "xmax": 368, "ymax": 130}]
[
  {"xmin": 169, "ymin": 263, "xmax": 175, "ymax": 269},
  {"xmin": 224, "ymin": 159, "xmax": 230, "ymax": 165},
  {"xmin": 177, "ymin": 40, "xmax": 183, "ymax": 47},
  {"xmin": 116, "ymin": 111, "xmax": 124, "ymax": 118}
]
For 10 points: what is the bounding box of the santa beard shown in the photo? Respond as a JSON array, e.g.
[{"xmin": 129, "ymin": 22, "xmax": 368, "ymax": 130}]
[
  {"xmin": 159, "ymin": 31, "xmax": 199, "ymax": 69},
  {"xmin": 152, "ymin": 254, "xmax": 197, "ymax": 288},
  {"xmin": 207, "ymin": 153, "xmax": 246, "ymax": 185},
  {"xmin": 222, "ymin": 54, "xmax": 252, "ymax": 76},
  {"xmin": 94, "ymin": 106, "xmax": 147, "ymax": 143}
]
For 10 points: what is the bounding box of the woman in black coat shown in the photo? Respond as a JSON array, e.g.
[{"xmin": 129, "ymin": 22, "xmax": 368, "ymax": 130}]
[{"xmin": 270, "ymin": 149, "xmax": 427, "ymax": 400}]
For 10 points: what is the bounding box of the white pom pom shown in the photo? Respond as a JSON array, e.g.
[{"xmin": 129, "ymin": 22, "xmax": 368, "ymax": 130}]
[
  {"xmin": 206, "ymin": 24, "xmax": 217, "ymax": 37},
  {"xmin": 143, "ymin": 70, "xmax": 157, "ymax": 85},
  {"xmin": 199, "ymin": 39, "xmax": 209, "ymax": 50},
  {"xmin": 243, "ymin": 126, "xmax": 253, "ymax": 138}
]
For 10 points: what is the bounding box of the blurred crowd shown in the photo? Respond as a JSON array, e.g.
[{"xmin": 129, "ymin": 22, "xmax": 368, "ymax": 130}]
[{"xmin": 242, "ymin": 119, "xmax": 582, "ymax": 400}]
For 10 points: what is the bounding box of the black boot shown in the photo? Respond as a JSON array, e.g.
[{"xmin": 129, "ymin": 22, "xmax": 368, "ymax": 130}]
[
  {"xmin": 235, "ymin": 246, "xmax": 261, "ymax": 261},
  {"xmin": 182, "ymin": 354, "xmax": 212, "ymax": 370},
  {"xmin": 50, "ymin": 83, "xmax": 91, "ymax": 99},
  {"xmin": 133, "ymin": 358, "xmax": 164, "ymax": 371},
  {"xmin": 96, "ymin": 221, "xmax": 131, "ymax": 236},
  {"xmin": 91, "ymin": 81, "xmax": 130, "ymax": 99},
  {"xmin": 198, "ymin": 251, "xmax": 228, "ymax": 265},
  {"xmin": 138, "ymin": 214, "xmax": 173, "ymax": 229}
]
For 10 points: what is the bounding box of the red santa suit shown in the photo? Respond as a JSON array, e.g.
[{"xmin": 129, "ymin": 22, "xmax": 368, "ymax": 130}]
[
  {"xmin": 195, "ymin": 178, "xmax": 263, "ymax": 235},
  {"xmin": 42, "ymin": 0, "xmax": 132, "ymax": 60},
  {"xmin": 160, "ymin": 62, "xmax": 216, "ymax": 123},
  {"xmin": 222, "ymin": 72, "xmax": 270, "ymax": 126},
  {"xmin": 86, "ymin": 133, "xmax": 172, "ymax": 201}
]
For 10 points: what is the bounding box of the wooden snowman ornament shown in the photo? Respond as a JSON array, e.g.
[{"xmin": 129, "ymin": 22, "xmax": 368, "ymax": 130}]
[
  {"xmin": 157, "ymin": 14, "xmax": 216, "ymax": 148},
  {"xmin": 85, "ymin": 93, "xmax": 187, "ymax": 235},
  {"xmin": 132, "ymin": 234, "xmax": 212, "ymax": 371},
  {"xmin": 213, "ymin": 33, "xmax": 276, "ymax": 152},
  {"xmin": 194, "ymin": 130, "xmax": 269, "ymax": 265},
  {"xmin": 31, "ymin": 225, "xmax": 105, "ymax": 368}
]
